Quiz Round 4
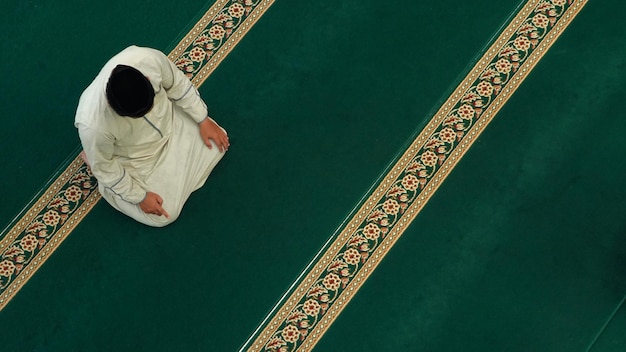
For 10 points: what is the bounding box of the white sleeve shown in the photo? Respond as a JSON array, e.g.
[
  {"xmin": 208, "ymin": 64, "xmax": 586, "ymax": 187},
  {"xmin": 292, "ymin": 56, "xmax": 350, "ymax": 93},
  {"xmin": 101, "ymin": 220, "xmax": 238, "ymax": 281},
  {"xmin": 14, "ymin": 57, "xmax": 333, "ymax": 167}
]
[
  {"xmin": 78, "ymin": 125, "xmax": 147, "ymax": 204},
  {"xmin": 159, "ymin": 52, "xmax": 208, "ymax": 124}
]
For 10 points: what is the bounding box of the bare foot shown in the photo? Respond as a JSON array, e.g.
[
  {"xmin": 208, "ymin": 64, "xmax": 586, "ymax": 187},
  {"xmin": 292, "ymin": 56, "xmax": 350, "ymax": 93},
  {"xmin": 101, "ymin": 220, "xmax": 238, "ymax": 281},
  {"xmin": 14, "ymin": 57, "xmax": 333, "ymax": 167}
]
[{"xmin": 80, "ymin": 151, "xmax": 91, "ymax": 168}]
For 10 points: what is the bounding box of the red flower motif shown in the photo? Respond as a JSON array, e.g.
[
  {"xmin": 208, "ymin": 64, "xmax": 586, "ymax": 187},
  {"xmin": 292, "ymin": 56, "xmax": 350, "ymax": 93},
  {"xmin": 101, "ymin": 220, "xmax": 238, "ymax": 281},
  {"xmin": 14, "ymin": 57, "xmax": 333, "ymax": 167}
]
[
  {"xmin": 189, "ymin": 47, "xmax": 206, "ymax": 62},
  {"xmin": 420, "ymin": 151, "xmax": 439, "ymax": 167},
  {"xmin": 281, "ymin": 325, "xmax": 300, "ymax": 343},
  {"xmin": 513, "ymin": 35, "xmax": 531, "ymax": 51},
  {"xmin": 302, "ymin": 299, "xmax": 321, "ymax": 316},
  {"xmin": 382, "ymin": 199, "xmax": 400, "ymax": 215},
  {"xmin": 363, "ymin": 223, "xmax": 381, "ymax": 240},
  {"xmin": 495, "ymin": 58, "xmax": 512, "ymax": 74},
  {"xmin": 532, "ymin": 13, "xmax": 550, "ymax": 28},
  {"xmin": 439, "ymin": 127, "xmax": 457, "ymax": 143},
  {"xmin": 476, "ymin": 81, "xmax": 494, "ymax": 97},
  {"xmin": 64, "ymin": 185, "xmax": 82, "ymax": 202},
  {"xmin": 20, "ymin": 235, "xmax": 38, "ymax": 252},
  {"xmin": 0, "ymin": 260, "xmax": 16, "ymax": 277},
  {"xmin": 228, "ymin": 3, "xmax": 245, "ymax": 18},
  {"xmin": 322, "ymin": 273, "xmax": 341, "ymax": 291},
  {"xmin": 343, "ymin": 248, "xmax": 361, "ymax": 265},
  {"xmin": 208, "ymin": 25, "xmax": 226, "ymax": 40},
  {"xmin": 401, "ymin": 174, "xmax": 420, "ymax": 191},
  {"xmin": 42, "ymin": 210, "xmax": 61, "ymax": 226}
]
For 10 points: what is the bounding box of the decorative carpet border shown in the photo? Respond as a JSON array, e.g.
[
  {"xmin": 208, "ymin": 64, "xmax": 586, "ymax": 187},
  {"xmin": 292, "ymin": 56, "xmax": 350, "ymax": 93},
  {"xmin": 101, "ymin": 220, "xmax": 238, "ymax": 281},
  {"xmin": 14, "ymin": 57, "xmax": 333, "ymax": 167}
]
[
  {"xmin": 0, "ymin": 157, "xmax": 101, "ymax": 309},
  {"xmin": 0, "ymin": 0, "xmax": 275, "ymax": 311},
  {"xmin": 169, "ymin": 0, "xmax": 275, "ymax": 87},
  {"xmin": 245, "ymin": 0, "xmax": 588, "ymax": 351}
]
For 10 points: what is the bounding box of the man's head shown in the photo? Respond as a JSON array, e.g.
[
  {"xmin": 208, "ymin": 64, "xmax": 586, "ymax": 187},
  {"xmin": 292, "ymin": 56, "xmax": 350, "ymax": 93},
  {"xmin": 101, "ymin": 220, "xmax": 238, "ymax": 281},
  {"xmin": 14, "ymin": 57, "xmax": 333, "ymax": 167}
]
[{"xmin": 106, "ymin": 65, "xmax": 154, "ymax": 118}]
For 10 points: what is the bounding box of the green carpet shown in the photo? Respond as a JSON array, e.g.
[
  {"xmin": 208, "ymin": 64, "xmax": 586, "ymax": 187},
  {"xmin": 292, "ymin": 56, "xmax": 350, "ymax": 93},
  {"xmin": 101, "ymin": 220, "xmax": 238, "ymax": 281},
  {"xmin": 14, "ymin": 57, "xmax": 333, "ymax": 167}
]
[
  {"xmin": 314, "ymin": 1, "xmax": 626, "ymax": 350},
  {"xmin": 1, "ymin": 0, "xmax": 624, "ymax": 351},
  {"xmin": 0, "ymin": 0, "xmax": 212, "ymax": 224}
]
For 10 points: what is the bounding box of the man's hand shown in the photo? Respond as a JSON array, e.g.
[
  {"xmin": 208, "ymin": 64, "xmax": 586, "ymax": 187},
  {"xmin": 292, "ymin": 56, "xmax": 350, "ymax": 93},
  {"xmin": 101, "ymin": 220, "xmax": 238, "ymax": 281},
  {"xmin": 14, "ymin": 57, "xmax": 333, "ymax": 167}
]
[
  {"xmin": 140, "ymin": 192, "xmax": 170, "ymax": 218},
  {"xmin": 199, "ymin": 117, "xmax": 229, "ymax": 152}
]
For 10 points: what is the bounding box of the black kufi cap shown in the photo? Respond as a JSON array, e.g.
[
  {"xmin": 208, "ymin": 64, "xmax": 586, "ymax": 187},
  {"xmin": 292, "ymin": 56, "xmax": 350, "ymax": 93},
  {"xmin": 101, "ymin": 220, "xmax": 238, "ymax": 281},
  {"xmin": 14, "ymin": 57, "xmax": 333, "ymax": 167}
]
[{"xmin": 106, "ymin": 65, "xmax": 155, "ymax": 117}]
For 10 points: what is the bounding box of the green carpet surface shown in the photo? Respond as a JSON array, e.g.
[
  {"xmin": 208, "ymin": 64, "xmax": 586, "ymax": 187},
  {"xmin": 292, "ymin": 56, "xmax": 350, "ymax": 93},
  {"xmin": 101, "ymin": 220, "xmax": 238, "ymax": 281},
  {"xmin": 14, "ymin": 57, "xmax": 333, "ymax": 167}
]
[
  {"xmin": 1, "ymin": 0, "xmax": 625, "ymax": 351},
  {"xmin": 315, "ymin": 1, "xmax": 626, "ymax": 350},
  {"xmin": 0, "ymin": 0, "xmax": 211, "ymax": 224}
]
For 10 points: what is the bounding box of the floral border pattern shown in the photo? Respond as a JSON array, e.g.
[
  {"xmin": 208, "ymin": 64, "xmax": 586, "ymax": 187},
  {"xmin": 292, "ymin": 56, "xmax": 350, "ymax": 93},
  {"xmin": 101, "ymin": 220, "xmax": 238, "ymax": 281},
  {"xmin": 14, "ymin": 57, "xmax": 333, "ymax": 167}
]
[
  {"xmin": 0, "ymin": 0, "xmax": 275, "ymax": 311},
  {"xmin": 168, "ymin": 0, "xmax": 275, "ymax": 87},
  {"xmin": 247, "ymin": 0, "xmax": 588, "ymax": 351},
  {"xmin": 0, "ymin": 157, "xmax": 100, "ymax": 309}
]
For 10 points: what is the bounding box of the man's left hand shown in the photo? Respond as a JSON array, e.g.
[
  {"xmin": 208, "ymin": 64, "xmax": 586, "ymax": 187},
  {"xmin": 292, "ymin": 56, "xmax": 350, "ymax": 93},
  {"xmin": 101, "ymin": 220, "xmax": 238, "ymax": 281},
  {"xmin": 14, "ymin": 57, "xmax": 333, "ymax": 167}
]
[{"xmin": 199, "ymin": 117, "xmax": 229, "ymax": 152}]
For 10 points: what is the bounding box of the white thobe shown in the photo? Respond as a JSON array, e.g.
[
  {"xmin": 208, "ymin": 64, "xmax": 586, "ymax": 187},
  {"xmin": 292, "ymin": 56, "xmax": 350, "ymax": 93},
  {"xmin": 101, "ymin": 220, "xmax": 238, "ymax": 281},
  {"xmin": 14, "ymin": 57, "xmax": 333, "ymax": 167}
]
[{"xmin": 75, "ymin": 45, "xmax": 226, "ymax": 227}]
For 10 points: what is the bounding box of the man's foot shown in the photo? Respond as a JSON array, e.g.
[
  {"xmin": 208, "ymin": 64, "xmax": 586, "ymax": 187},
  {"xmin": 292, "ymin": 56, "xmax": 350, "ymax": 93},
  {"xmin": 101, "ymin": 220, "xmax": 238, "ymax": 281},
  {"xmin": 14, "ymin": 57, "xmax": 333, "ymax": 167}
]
[{"xmin": 80, "ymin": 151, "xmax": 91, "ymax": 168}]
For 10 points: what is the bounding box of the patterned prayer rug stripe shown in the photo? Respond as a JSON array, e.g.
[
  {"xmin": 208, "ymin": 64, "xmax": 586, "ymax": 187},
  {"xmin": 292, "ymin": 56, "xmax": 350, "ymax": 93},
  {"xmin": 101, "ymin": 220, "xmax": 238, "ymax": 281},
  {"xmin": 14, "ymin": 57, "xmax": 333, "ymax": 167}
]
[
  {"xmin": 245, "ymin": 1, "xmax": 588, "ymax": 351},
  {"xmin": 168, "ymin": 0, "xmax": 275, "ymax": 87},
  {"xmin": 0, "ymin": 0, "xmax": 275, "ymax": 311},
  {"xmin": 0, "ymin": 157, "xmax": 100, "ymax": 310}
]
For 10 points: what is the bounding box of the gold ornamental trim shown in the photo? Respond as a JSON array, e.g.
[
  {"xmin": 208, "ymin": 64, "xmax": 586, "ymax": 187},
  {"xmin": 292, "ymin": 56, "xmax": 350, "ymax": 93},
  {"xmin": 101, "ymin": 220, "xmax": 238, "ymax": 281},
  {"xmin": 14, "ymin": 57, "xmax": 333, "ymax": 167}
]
[
  {"xmin": 168, "ymin": 0, "xmax": 276, "ymax": 88},
  {"xmin": 0, "ymin": 156, "xmax": 101, "ymax": 310},
  {"xmin": 0, "ymin": 0, "xmax": 275, "ymax": 311},
  {"xmin": 246, "ymin": 1, "xmax": 588, "ymax": 351}
]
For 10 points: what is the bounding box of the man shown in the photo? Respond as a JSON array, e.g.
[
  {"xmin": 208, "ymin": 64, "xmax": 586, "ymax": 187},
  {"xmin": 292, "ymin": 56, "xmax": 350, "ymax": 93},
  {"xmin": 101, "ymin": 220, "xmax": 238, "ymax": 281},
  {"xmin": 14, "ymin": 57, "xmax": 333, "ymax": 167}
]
[{"xmin": 75, "ymin": 45, "xmax": 229, "ymax": 227}]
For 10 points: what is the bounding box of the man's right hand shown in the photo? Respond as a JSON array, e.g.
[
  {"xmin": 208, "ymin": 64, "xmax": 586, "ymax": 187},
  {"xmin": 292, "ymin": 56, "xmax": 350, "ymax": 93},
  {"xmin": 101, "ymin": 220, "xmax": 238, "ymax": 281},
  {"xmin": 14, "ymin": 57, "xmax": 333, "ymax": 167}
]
[{"xmin": 139, "ymin": 192, "xmax": 170, "ymax": 218}]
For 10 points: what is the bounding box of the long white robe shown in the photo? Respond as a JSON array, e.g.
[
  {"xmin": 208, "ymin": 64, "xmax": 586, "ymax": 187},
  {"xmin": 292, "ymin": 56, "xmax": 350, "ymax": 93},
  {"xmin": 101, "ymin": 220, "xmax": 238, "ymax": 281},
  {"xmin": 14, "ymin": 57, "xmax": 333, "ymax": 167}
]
[{"xmin": 75, "ymin": 46, "xmax": 226, "ymax": 227}]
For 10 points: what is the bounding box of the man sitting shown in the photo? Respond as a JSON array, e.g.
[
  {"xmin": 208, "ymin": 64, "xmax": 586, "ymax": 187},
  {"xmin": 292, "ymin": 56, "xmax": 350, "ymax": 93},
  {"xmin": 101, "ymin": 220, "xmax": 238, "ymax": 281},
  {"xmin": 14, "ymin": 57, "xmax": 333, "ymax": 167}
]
[{"xmin": 75, "ymin": 45, "xmax": 229, "ymax": 227}]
